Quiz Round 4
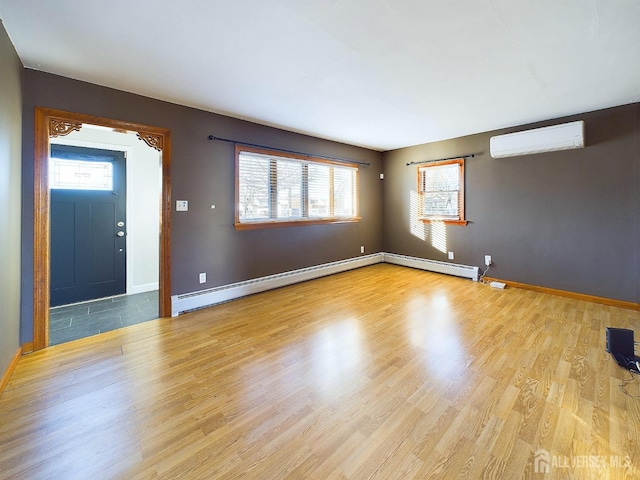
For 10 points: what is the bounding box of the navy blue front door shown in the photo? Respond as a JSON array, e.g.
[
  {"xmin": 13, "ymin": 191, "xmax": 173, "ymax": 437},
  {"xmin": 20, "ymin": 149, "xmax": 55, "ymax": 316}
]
[{"xmin": 50, "ymin": 145, "xmax": 127, "ymax": 307}]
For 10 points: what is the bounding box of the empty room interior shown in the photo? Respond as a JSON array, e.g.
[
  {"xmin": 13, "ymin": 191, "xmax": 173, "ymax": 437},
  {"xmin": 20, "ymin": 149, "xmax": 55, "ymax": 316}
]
[{"xmin": 1, "ymin": 1, "xmax": 639, "ymax": 478}]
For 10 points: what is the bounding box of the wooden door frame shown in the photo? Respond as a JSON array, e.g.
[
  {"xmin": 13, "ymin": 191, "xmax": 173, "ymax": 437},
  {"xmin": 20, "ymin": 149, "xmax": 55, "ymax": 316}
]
[{"xmin": 33, "ymin": 107, "xmax": 172, "ymax": 350}]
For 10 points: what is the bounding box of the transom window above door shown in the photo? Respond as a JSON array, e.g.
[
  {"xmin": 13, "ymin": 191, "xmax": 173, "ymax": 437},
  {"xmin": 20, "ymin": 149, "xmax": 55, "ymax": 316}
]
[{"xmin": 49, "ymin": 158, "xmax": 114, "ymax": 191}]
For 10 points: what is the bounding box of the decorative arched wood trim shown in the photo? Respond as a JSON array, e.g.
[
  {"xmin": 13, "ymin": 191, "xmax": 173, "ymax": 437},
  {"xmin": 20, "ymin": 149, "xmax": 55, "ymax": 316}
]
[
  {"xmin": 49, "ymin": 118, "xmax": 83, "ymax": 137},
  {"xmin": 33, "ymin": 107, "xmax": 172, "ymax": 351},
  {"xmin": 137, "ymin": 132, "xmax": 163, "ymax": 151}
]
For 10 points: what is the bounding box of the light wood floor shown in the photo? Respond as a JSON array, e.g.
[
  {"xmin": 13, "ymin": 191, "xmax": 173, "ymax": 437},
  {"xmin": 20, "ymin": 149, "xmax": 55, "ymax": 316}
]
[{"xmin": 1, "ymin": 264, "xmax": 639, "ymax": 479}]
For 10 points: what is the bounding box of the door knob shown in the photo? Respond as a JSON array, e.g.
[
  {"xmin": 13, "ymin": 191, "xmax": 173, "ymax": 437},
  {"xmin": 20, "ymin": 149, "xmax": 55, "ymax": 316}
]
[{"xmin": 117, "ymin": 231, "xmax": 125, "ymax": 237}]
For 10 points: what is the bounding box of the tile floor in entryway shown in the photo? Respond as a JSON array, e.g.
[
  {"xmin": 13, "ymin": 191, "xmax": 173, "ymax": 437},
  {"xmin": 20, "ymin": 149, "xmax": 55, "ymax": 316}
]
[{"xmin": 49, "ymin": 290, "xmax": 159, "ymax": 346}]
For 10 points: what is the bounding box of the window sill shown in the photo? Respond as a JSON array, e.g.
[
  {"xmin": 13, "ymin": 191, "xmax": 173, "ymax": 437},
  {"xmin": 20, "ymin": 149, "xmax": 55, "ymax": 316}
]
[
  {"xmin": 235, "ymin": 217, "xmax": 361, "ymax": 230},
  {"xmin": 419, "ymin": 218, "xmax": 468, "ymax": 226}
]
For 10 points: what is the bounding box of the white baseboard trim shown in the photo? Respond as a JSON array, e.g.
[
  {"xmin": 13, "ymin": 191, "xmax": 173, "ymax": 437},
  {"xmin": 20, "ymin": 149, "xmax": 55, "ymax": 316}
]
[
  {"xmin": 171, "ymin": 253, "xmax": 481, "ymax": 317},
  {"xmin": 171, "ymin": 253, "xmax": 384, "ymax": 316},
  {"xmin": 383, "ymin": 253, "xmax": 479, "ymax": 281}
]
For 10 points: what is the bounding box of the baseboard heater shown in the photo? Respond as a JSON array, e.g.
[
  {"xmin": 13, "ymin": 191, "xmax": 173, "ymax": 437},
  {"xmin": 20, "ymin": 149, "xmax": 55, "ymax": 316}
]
[
  {"xmin": 383, "ymin": 253, "xmax": 479, "ymax": 282},
  {"xmin": 171, "ymin": 253, "xmax": 479, "ymax": 316},
  {"xmin": 171, "ymin": 253, "xmax": 383, "ymax": 316}
]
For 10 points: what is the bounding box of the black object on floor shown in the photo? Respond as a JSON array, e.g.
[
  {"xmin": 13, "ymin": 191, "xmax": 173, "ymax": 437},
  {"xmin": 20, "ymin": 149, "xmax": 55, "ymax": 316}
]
[{"xmin": 606, "ymin": 327, "xmax": 640, "ymax": 373}]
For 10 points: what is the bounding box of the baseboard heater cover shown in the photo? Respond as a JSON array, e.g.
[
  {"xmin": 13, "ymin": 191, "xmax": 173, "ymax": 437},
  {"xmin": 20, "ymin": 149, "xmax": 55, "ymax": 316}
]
[
  {"xmin": 171, "ymin": 253, "xmax": 384, "ymax": 316},
  {"xmin": 383, "ymin": 253, "xmax": 479, "ymax": 282},
  {"xmin": 171, "ymin": 253, "xmax": 481, "ymax": 316}
]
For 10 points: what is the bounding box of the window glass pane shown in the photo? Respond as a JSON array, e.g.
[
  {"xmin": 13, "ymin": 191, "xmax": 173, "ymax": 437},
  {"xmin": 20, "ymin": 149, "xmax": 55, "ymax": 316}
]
[
  {"xmin": 238, "ymin": 153, "xmax": 270, "ymax": 220},
  {"xmin": 419, "ymin": 162, "xmax": 462, "ymax": 219},
  {"xmin": 277, "ymin": 160, "xmax": 302, "ymax": 218},
  {"xmin": 236, "ymin": 148, "xmax": 359, "ymax": 226},
  {"xmin": 422, "ymin": 163, "xmax": 459, "ymax": 192},
  {"xmin": 334, "ymin": 167, "xmax": 356, "ymax": 217},
  {"xmin": 49, "ymin": 158, "xmax": 113, "ymax": 190},
  {"xmin": 308, "ymin": 163, "xmax": 330, "ymax": 218},
  {"xmin": 423, "ymin": 191, "xmax": 459, "ymax": 216}
]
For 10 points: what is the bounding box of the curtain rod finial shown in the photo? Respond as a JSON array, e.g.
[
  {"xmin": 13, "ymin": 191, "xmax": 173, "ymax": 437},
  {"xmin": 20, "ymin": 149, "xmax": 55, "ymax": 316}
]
[{"xmin": 208, "ymin": 135, "xmax": 215, "ymax": 141}]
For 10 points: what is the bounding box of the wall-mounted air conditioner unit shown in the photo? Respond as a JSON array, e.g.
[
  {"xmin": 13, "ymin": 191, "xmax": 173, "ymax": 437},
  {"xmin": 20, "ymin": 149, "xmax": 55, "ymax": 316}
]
[{"xmin": 490, "ymin": 120, "xmax": 585, "ymax": 158}]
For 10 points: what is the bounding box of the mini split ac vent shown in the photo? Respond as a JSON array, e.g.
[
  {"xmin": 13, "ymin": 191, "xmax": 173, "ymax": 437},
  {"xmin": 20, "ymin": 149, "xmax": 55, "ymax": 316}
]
[{"xmin": 490, "ymin": 120, "xmax": 585, "ymax": 158}]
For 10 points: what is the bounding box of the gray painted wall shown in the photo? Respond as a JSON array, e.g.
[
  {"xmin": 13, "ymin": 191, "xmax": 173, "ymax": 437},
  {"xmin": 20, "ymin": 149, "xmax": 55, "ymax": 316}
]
[
  {"xmin": 14, "ymin": 60, "xmax": 640, "ymax": 347},
  {"xmin": 383, "ymin": 104, "xmax": 639, "ymax": 303},
  {"xmin": 0, "ymin": 21, "xmax": 22, "ymax": 375},
  {"xmin": 21, "ymin": 70, "xmax": 384, "ymax": 344}
]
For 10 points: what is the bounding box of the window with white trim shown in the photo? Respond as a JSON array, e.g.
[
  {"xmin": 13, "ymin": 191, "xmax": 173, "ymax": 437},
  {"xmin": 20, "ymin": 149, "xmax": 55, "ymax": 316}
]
[
  {"xmin": 418, "ymin": 158, "xmax": 467, "ymax": 225},
  {"xmin": 236, "ymin": 146, "xmax": 359, "ymax": 229}
]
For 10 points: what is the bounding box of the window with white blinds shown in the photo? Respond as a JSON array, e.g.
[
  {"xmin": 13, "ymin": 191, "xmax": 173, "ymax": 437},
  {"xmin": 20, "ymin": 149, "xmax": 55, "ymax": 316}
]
[
  {"xmin": 236, "ymin": 146, "xmax": 359, "ymax": 228},
  {"xmin": 417, "ymin": 158, "xmax": 467, "ymax": 225}
]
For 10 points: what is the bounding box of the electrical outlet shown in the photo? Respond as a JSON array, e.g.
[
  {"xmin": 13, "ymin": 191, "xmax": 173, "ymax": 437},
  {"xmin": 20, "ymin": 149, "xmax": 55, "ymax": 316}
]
[
  {"xmin": 485, "ymin": 255, "xmax": 492, "ymax": 266},
  {"xmin": 360, "ymin": 245, "xmax": 365, "ymax": 254},
  {"xmin": 176, "ymin": 200, "xmax": 188, "ymax": 211},
  {"xmin": 199, "ymin": 272, "xmax": 206, "ymax": 284},
  {"xmin": 448, "ymin": 251, "xmax": 454, "ymax": 260}
]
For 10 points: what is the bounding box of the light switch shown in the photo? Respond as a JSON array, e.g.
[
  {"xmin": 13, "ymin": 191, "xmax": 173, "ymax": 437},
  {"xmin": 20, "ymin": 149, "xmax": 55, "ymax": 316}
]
[{"xmin": 176, "ymin": 200, "xmax": 188, "ymax": 211}]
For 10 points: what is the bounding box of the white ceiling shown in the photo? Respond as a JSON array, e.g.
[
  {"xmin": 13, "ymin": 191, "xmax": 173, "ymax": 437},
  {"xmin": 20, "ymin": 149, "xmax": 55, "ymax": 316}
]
[{"xmin": 1, "ymin": 0, "xmax": 639, "ymax": 151}]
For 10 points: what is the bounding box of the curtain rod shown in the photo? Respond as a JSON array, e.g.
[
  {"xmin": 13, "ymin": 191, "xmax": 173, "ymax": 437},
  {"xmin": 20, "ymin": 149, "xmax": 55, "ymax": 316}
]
[
  {"xmin": 406, "ymin": 153, "xmax": 475, "ymax": 166},
  {"xmin": 208, "ymin": 135, "xmax": 371, "ymax": 167}
]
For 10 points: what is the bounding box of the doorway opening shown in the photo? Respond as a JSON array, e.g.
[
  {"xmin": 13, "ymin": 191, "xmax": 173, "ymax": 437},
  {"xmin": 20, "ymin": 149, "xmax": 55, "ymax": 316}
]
[
  {"xmin": 32, "ymin": 108, "xmax": 172, "ymax": 351},
  {"xmin": 48, "ymin": 127, "xmax": 162, "ymax": 345}
]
